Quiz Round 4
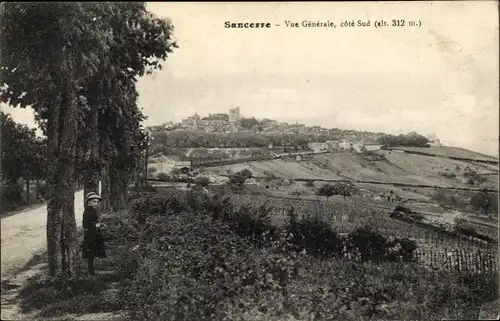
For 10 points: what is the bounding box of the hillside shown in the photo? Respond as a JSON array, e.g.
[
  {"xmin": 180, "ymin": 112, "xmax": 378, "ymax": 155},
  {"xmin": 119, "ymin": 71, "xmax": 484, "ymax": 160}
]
[
  {"xmin": 204, "ymin": 151, "xmax": 497, "ymax": 190},
  {"xmin": 388, "ymin": 146, "xmax": 498, "ymax": 162}
]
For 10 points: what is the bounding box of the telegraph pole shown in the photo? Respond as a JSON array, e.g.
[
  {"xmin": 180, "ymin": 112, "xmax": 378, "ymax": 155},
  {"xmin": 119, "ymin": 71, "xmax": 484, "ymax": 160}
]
[{"xmin": 143, "ymin": 132, "xmax": 149, "ymax": 186}]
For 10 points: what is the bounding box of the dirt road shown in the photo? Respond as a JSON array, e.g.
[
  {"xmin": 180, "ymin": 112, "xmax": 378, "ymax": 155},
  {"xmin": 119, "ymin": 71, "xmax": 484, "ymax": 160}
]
[{"xmin": 1, "ymin": 190, "xmax": 84, "ymax": 280}]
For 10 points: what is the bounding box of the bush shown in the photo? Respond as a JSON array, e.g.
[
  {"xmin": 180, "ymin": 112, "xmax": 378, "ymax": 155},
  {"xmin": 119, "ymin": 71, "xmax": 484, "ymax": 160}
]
[
  {"xmin": 101, "ymin": 211, "xmax": 142, "ymax": 244},
  {"xmin": 38, "ymin": 181, "xmax": 48, "ymax": 199},
  {"xmin": 440, "ymin": 171, "xmax": 456, "ymax": 178},
  {"xmin": 376, "ymin": 132, "xmax": 430, "ymax": 147},
  {"xmin": 128, "ymin": 183, "xmax": 158, "ymax": 195},
  {"xmin": 105, "ymin": 190, "xmax": 498, "ymax": 321},
  {"xmin": 0, "ymin": 181, "xmax": 25, "ymax": 211},
  {"xmin": 392, "ymin": 205, "xmax": 413, "ymax": 214},
  {"xmin": 129, "ymin": 192, "xmax": 183, "ymax": 224},
  {"xmin": 285, "ymin": 212, "xmax": 343, "ymax": 258},
  {"xmin": 346, "ymin": 226, "xmax": 417, "ymax": 263},
  {"xmin": 157, "ymin": 173, "xmax": 171, "ymax": 181},
  {"xmin": 317, "ymin": 182, "xmax": 354, "ymax": 200},
  {"xmin": 305, "ymin": 181, "xmax": 315, "ymax": 188},
  {"xmin": 194, "ymin": 176, "xmax": 210, "ymax": 187},
  {"xmin": 115, "ymin": 197, "xmax": 495, "ymax": 321},
  {"xmin": 229, "ymin": 169, "xmax": 253, "ymax": 191},
  {"xmin": 471, "ymin": 189, "xmax": 498, "ymax": 216}
]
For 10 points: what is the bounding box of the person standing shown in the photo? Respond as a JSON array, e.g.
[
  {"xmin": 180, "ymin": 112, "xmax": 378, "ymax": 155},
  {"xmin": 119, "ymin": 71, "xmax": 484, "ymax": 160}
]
[{"xmin": 82, "ymin": 192, "xmax": 107, "ymax": 275}]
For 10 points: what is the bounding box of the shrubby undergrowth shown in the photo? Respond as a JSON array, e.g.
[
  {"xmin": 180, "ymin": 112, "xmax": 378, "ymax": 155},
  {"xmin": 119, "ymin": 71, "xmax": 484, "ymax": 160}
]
[
  {"xmin": 19, "ymin": 187, "xmax": 497, "ymax": 320},
  {"xmin": 104, "ymin": 188, "xmax": 497, "ymax": 320}
]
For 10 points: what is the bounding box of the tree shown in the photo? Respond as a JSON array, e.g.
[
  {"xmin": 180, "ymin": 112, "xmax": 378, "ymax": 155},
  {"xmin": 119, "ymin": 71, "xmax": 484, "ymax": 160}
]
[
  {"xmin": 471, "ymin": 189, "xmax": 498, "ymax": 216},
  {"xmin": 1, "ymin": 112, "xmax": 47, "ymax": 210},
  {"xmin": 1, "ymin": 2, "xmax": 117, "ymax": 278},
  {"xmin": 376, "ymin": 132, "xmax": 430, "ymax": 147},
  {"xmin": 0, "ymin": 2, "xmax": 176, "ymax": 279},
  {"xmin": 335, "ymin": 182, "xmax": 354, "ymax": 200},
  {"xmin": 79, "ymin": 2, "xmax": 177, "ymax": 208},
  {"xmin": 432, "ymin": 188, "xmax": 462, "ymax": 210},
  {"xmin": 241, "ymin": 117, "xmax": 259, "ymax": 130},
  {"xmin": 317, "ymin": 182, "xmax": 354, "ymax": 201},
  {"xmin": 0, "ymin": 112, "xmax": 38, "ymax": 183},
  {"xmin": 229, "ymin": 169, "xmax": 253, "ymax": 190},
  {"xmin": 317, "ymin": 184, "xmax": 336, "ymax": 201}
]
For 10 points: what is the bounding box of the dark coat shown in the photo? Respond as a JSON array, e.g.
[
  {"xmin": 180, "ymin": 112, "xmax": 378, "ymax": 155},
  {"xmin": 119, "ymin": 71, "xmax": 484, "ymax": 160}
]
[{"xmin": 82, "ymin": 207, "xmax": 106, "ymax": 259}]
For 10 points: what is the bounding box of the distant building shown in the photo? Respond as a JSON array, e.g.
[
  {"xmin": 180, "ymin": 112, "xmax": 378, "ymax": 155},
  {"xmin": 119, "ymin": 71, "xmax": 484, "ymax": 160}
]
[
  {"xmin": 182, "ymin": 114, "xmax": 200, "ymax": 127},
  {"xmin": 352, "ymin": 141, "xmax": 365, "ymax": 153},
  {"xmin": 339, "ymin": 140, "xmax": 352, "ymax": 151},
  {"xmin": 326, "ymin": 140, "xmax": 340, "ymax": 151},
  {"xmin": 364, "ymin": 144, "xmax": 383, "ymax": 151},
  {"xmin": 429, "ymin": 139, "xmax": 443, "ymax": 147},
  {"xmin": 308, "ymin": 142, "xmax": 329, "ymax": 152},
  {"xmin": 155, "ymin": 154, "xmax": 191, "ymax": 169},
  {"xmin": 200, "ymin": 113, "xmax": 229, "ymax": 127},
  {"xmin": 229, "ymin": 107, "xmax": 241, "ymax": 123},
  {"xmin": 426, "ymin": 133, "xmax": 443, "ymax": 147}
]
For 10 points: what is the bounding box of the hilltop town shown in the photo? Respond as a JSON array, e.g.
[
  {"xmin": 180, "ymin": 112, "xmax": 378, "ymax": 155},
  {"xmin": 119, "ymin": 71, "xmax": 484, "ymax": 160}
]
[{"xmin": 146, "ymin": 106, "xmax": 444, "ymax": 151}]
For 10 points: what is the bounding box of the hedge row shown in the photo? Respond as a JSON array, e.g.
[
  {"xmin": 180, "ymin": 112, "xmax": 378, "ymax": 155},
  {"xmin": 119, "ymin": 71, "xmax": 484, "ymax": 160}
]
[{"xmin": 128, "ymin": 189, "xmax": 418, "ymax": 264}]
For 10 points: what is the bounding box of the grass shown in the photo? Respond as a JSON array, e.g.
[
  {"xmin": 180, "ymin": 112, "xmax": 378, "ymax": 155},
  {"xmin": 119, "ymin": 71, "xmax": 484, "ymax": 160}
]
[
  {"xmin": 16, "ymin": 229, "xmax": 126, "ymax": 319},
  {"xmin": 390, "ymin": 146, "xmax": 498, "ymax": 162}
]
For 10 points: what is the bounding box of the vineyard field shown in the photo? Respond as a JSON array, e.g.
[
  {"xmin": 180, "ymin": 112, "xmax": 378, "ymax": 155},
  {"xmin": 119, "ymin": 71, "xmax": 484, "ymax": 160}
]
[{"xmin": 225, "ymin": 194, "xmax": 498, "ymax": 273}]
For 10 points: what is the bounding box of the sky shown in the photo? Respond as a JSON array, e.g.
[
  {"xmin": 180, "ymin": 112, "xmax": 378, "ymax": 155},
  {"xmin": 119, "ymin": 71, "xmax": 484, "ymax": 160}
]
[{"xmin": 2, "ymin": 1, "xmax": 499, "ymax": 156}]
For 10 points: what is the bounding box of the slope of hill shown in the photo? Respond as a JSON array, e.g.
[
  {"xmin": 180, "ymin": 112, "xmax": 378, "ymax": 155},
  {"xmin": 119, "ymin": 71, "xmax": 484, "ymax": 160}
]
[
  {"xmin": 204, "ymin": 151, "xmax": 498, "ymax": 190},
  {"xmin": 389, "ymin": 146, "xmax": 498, "ymax": 163}
]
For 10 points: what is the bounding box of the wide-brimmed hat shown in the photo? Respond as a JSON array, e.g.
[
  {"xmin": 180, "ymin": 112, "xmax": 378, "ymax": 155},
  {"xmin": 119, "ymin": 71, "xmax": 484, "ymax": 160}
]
[{"xmin": 85, "ymin": 192, "xmax": 101, "ymax": 203}]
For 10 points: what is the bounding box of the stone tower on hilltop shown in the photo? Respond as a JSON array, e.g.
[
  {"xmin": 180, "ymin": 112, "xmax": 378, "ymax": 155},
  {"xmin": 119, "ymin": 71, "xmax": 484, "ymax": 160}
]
[{"xmin": 229, "ymin": 106, "xmax": 241, "ymax": 123}]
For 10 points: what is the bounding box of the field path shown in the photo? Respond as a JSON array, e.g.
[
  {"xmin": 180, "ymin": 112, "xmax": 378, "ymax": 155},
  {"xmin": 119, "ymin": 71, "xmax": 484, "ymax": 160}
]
[{"xmin": 1, "ymin": 190, "xmax": 84, "ymax": 320}]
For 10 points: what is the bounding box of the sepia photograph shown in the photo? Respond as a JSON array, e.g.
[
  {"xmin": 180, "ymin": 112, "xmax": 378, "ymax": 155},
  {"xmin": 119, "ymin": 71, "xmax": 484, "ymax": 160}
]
[{"xmin": 1, "ymin": 1, "xmax": 499, "ymax": 320}]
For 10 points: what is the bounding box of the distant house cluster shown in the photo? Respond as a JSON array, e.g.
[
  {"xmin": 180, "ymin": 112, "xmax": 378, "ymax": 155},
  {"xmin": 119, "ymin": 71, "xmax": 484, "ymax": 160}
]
[
  {"xmin": 426, "ymin": 133, "xmax": 444, "ymax": 147},
  {"xmin": 307, "ymin": 139, "xmax": 382, "ymax": 153},
  {"xmin": 147, "ymin": 107, "xmax": 384, "ymax": 144}
]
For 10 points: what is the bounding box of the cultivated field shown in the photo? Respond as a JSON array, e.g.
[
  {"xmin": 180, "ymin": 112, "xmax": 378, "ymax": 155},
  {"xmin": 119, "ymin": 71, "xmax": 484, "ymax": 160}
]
[
  {"xmin": 222, "ymin": 193, "xmax": 498, "ymax": 274},
  {"xmin": 204, "ymin": 151, "xmax": 498, "ymax": 190},
  {"xmin": 389, "ymin": 146, "xmax": 499, "ymax": 162}
]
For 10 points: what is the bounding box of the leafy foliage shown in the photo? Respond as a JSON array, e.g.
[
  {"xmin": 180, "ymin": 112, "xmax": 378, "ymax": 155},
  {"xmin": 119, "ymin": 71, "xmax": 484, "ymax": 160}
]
[
  {"xmin": 151, "ymin": 130, "xmax": 342, "ymax": 149},
  {"xmin": 345, "ymin": 226, "xmax": 417, "ymax": 263},
  {"xmin": 111, "ymin": 191, "xmax": 497, "ymax": 320},
  {"xmin": 1, "ymin": 112, "xmax": 47, "ymax": 182},
  {"xmin": 0, "ymin": 181, "xmax": 24, "ymax": 211},
  {"xmin": 317, "ymin": 182, "xmax": 354, "ymax": 200},
  {"xmin": 240, "ymin": 117, "xmax": 260, "ymax": 130},
  {"xmin": 229, "ymin": 169, "xmax": 253, "ymax": 189},
  {"xmin": 377, "ymin": 132, "xmax": 430, "ymax": 147},
  {"xmin": 432, "ymin": 188, "xmax": 465, "ymax": 210},
  {"xmin": 194, "ymin": 176, "xmax": 210, "ymax": 187},
  {"xmin": 471, "ymin": 189, "xmax": 498, "ymax": 215},
  {"xmin": 0, "ymin": 2, "xmax": 177, "ymax": 277},
  {"xmin": 463, "ymin": 167, "xmax": 487, "ymax": 186},
  {"xmin": 157, "ymin": 172, "xmax": 170, "ymax": 181}
]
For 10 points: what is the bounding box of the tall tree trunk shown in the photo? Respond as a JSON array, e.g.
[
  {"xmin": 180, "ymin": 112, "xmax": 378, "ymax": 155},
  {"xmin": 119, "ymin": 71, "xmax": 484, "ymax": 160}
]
[
  {"xmin": 83, "ymin": 108, "xmax": 100, "ymax": 203},
  {"xmin": 100, "ymin": 164, "xmax": 111, "ymax": 211},
  {"xmin": 109, "ymin": 165, "xmax": 128, "ymax": 211},
  {"xmin": 46, "ymin": 92, "xmax": 63, "ymax": 277},
  {"xmin": 26, "ymin": 179, "xmax": 30, "ymax": 204},
  {"xmin": 36, "ymin": 179, "xmax": 40, "ymax": 200},
  {"xmin": 58, "ymin": 80, "xmax": 80, "ymax": 279},
  {"xmin": 118, "ymin": 168, "xmax": 129, "ymax": 207},
  {"xmin": 46, "ymin": 60, "xmax": 81, "ymax": 279}
]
